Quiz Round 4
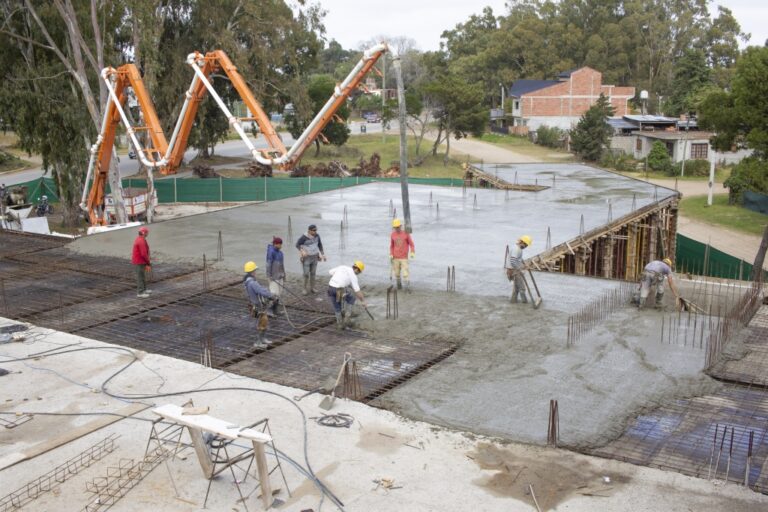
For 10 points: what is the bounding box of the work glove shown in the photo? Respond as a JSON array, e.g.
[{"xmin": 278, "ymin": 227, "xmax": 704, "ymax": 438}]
[
  {"xmin": 389, "ymin": 255, "xmax": 394, "ymax": 262},
  {"xmin": 145, "ymin": 265, "xmax": 152, "ymax": 272},
  {"xmin": 409, "ymin": 252, "xmax": 415, "ymax": 260}
]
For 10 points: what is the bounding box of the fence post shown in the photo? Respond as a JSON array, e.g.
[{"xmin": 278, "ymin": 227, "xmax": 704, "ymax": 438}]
[
  {"xmin": 264, "ymin": 176, "xmax": 267, "ymax": 202},
  {"xmin": 219, "ymin": 176, "xmax": 223, "ymax": 202},
  {"xmin": 174, "ymin": 177, "xmax": 178, "ymax": 203},
  {"xmin": 308, "ymin": 175, "xmax": 312, "ymax": 194}
]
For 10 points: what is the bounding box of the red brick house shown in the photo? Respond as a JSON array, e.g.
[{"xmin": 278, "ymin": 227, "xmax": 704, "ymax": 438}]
[{"xmin": 502, "ymin": 67, "xmax": 635, "ymax": 131}]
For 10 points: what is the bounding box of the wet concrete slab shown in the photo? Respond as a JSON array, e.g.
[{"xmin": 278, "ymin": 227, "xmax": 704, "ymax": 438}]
[{"xmin": 72, "ymin": 164, "xmax": 674, "ymax": 314}]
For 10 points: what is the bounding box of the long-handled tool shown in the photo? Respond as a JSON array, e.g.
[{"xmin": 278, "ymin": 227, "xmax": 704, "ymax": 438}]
[
  {"xmin": 527, "ymin": 269, "xmax": 543, "ymax": 309},
  {"xmin": 679, "ymin": 297, "xmax": 705, "ymax": 314},
  {"xmin": 363, "ymin": 305, "xmax": 375, "ymax": 321},
  {"xmin": 520, "ymin": 272, "xmax": 542, "ymax": 310},
  {"xmin": 319, "ymin": 353, "xmax": 352, "ymax": 410}
]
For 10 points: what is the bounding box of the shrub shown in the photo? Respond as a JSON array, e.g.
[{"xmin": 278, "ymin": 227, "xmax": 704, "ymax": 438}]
[
  {"xmin": 671, "ymin": 159, "xmax": 710, "ymax": 177},
  {"xmin": 723, "ymin": 157, "xmax": 768, "ymax": 203},
  {"xmin": 600, "ymin": 151, "xmax": 640, "ymax": 173},
  {"xmin": 647, "ymin": 141, "xmax": 672, "ymax": 173},
  {"xmin": 535, "ymin": 125, "xmax": 563, "ymax": 148}
]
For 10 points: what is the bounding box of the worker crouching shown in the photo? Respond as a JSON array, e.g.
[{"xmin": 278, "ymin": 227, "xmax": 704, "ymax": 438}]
[
  {"xmin": 632, "ymin": 258, "xmax": 681, "ymax": 309},
  {"xmin": 243, "ymin": 261, "xmax": 279, "ymax": 347},
  {"xmin": 505, "ymin": 235, "xmax": 531, "ymax": 303},
  {"xmin": 328, "ymin": 261, "xmax": 368, "ymax": 330}
]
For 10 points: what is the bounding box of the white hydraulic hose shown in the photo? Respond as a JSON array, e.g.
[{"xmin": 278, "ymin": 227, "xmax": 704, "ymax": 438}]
[
  {"xmin": 101, "ymin": 68, "xmax": 168, "ymax": 169},
  {"xmin": 185, "ymin": 43, "xmax": 388, "ymax": 167},
  {"xmin": 185, "ymin": 53, "xmax": 274, "ymax": 165}
]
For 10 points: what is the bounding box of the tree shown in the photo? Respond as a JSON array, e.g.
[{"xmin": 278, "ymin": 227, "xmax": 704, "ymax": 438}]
[
  {"xmin": 647, "ymin": 141, "xmax": 672, "ymax": 173},
  {"xmin": 570, "ymin": 93, "xmax": 614, "ymax": 161},
  {"xmin": 286, "ymin": 74, "xmax": 349, "ymax": 156},
  {"xmin": 665, "ymin": 49, "xmax": 710, "ymax": 117},
  {"xmin": 700, "ymin": 46, "xmax": 768, "ymax": 159}
]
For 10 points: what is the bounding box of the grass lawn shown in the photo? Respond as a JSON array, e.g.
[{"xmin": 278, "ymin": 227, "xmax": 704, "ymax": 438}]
[
  {"xmin": 478, "ymin": 133, "xmax": 576, "ymax": 163},
  {"xmin": 679, "ymin": 194, "xmax": 768, "ymax": 236},
  {"xmin": 299, "ymin": 134, "xmax": 469, "ymax": 178},
  {"xmin": 0, "ymin": 132, "xmax": 36, "ymax": 174}
]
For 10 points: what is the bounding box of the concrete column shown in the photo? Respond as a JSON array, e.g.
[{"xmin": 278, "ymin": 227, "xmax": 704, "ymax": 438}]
[
  {"xmin": 647, "ymin": 213, "xmax": 658, "ymax": 262},
  {"xmin": 668, "ymin": 203, "xmax": 679, "ymax": 264}
]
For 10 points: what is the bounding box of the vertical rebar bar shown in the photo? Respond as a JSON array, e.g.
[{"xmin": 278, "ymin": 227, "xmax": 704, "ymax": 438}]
[{"xmin": 217, "ymin": 230, "xmax": 223, "ymax": 261}]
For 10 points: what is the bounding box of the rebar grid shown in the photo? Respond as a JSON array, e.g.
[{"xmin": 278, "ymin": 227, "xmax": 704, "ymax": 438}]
[
  {"xmin": 708, "ymin": 306, "xmax": 768, "ymax": 386},
  {"xmin": 75, "ymin": 293, "xmax": 331, "ymax": 368},
  {"xmin": 705, "ymin": 282, "xmax": 764, "ymax": 370},
  {"xmin": 228, "ymin": 328, "xmax": 458, "ymax": 402},
  {"xmin": 25, "ymin": 270, "xmax": 238, "ymax": 332},
  {"xmin": 0, "ymin": 231, "xmax": 68, "ymax": 258},
  {"xmin": 566, "ymin": 281, "xmax": 636, "ymax": 347},
  {"xmin": 582, "ymin": 384, "xmax": 768, "ymax": 492},
  {"xmin": 0, "ymin": 435, "xmax": 119, "ymax": 512}
]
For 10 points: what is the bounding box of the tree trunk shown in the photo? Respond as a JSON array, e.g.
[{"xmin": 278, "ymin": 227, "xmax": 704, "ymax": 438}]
[
  {"xmin": 751, "ymin": 224, "xmax": 768, "ymax": 282},
  {"xmin": 314, "ymin": 139, "xmax": 320, "ymax": 157}
]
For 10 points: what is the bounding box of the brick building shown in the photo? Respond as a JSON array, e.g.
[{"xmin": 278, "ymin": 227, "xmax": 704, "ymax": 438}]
[{"xmin": 499, "ymin": 67, "xmax": 635, "ymax": 131}]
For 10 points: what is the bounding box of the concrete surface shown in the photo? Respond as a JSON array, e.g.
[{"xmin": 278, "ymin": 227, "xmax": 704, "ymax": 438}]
[
  {"xmin": 1, "ymin": 319, "xmax": 766, "ymax": 512},
  {"xmin": 71, "ymin": 164, "xmax": 676, "ymax": 307}
]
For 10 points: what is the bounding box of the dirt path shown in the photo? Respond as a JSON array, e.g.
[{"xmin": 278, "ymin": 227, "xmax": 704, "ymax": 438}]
[{"xmin": 424, "ymin": 132, "xmax": 541, "ymax": 163}]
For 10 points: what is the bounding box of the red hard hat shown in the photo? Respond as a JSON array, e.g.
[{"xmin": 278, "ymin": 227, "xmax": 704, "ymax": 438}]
[{"xmin": 138, "ymin": 226, "xmax": 149, "ymax": 235}]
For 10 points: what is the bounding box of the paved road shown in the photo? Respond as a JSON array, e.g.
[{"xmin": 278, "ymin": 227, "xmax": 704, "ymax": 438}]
[{"xmin": 1, "ymin": 123, "xmax": 396, "ymax": 186}]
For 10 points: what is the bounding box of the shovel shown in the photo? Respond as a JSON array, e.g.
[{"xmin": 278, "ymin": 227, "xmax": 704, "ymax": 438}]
[
  {"xmin": 521, "ymin": 272, "xmax": 543, "ymax": 310},
  {"xmin": 319, "ymin": 352, "xmax": 352, "ymax": 410},
  {"xmin": 527, "ymin": 269, "xmax": 544, "ymax": 309}
]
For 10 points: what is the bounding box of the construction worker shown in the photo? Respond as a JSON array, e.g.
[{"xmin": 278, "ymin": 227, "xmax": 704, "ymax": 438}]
[
  {"xmin": 505, "ymin": 235, "xmax": 532, "ymax": 303},
  {"xmin": 296, "ymin": 224, "xmax": 326, "ymax": 295},
  {"xmin": 390, "ymin": 219, "xmax": 415, "ymax": 291},
  {"xmin": 131, "ymin": 226, "xmax": 151, "ymax": 298},
  {"xmin": 632, "ymin": 258, "xmax": 682, "ymax": 309},
  {"xmin": 243, "ymin": 261, "xmax": 278, "ymax": 347},
  {"xmin": 328, "ymin": 261, "xmax": 368, "ymax": 330},
  {"xmin": 265, "ymin": 236, "xmax": 285, "ymax": 316}
]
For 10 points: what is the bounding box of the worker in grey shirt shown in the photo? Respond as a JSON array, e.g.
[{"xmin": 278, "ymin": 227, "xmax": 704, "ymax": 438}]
[
  {"xmin": 632, "ymin": 258, "xmax": 681, "ymax": 309},
  {"xmin": 295, "ymin": 224, "xmax": 326, "ymax": 295},
  {"xmin": 505, "ymin": 235, "xmax": 531, "ymax": 303}
]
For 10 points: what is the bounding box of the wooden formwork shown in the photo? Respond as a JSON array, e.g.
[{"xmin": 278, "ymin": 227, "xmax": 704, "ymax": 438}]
[{"xmin": 526, "ymin": 194, "xmax": 680, "ymax": 281}]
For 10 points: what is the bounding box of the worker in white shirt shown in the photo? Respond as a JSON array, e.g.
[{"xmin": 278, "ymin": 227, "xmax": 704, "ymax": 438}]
[{"xmin": 327, "ymin": 260, "xmax": 367, "ymax": 330}]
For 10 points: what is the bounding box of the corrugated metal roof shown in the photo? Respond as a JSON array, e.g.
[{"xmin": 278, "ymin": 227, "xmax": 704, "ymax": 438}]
[
  {"xmin": 608, "ymin": 118, "xmax": 637, "ymax": 129},
  {"xmin": 509, "ymin": 79, "xmax": 559, "ymax": 97},
  {"xmin": 623, "ymin": 115, "xmax": 678, "ymax": 123}
]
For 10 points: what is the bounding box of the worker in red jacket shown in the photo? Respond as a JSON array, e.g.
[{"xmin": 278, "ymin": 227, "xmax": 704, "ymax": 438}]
[
  {"xmin": 390, "ymin": 219, "xmax": 415, "ymax": 291},
  {"xmin": 131, "ymin": 226, "xmax": 151, "ymax": 298}
]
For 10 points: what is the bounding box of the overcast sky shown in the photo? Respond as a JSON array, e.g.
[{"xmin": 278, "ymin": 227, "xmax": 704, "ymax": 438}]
[{"xmin": 314, "ymin": 0, "xmax": 767, "ymax": 52}]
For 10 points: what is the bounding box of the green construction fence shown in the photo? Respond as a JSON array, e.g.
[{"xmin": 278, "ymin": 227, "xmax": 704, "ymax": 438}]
[
  {"xmin": 5, "ymin": 177, "xmax": 60, "ymax": 203},
  {"xmin": 675, "ymin": 233, "xmax": 766, "ymax": 280}
]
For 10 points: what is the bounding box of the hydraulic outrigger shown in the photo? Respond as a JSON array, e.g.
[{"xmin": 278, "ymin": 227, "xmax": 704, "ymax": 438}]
[{"xmin": 82, "ymin": 43, "xmax": 388, "ymax": 229}]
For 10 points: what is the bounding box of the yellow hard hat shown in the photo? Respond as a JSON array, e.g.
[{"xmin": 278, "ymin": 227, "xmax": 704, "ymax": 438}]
[
  {"xmin": 353, "ymin": 260, "xmax": 365, "ymax": 272},
  {"xmin": 519, "ymin": 235, "xmax": 532, "ymax": 246},
  {"xmin": 244, "ymin": 261, "xmax": 258, "ymax": 273},
  {"xmin": 663, "ymin": 258, "xmax": 673, "ymax": 267},
  {"xmin": 392, "ymin": 218, "xmax": 402, "ymax": 228}
]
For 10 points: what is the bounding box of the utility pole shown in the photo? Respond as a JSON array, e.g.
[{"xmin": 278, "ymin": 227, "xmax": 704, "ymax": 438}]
[
  {"xmin": 392, "ymin": 55, "xmax": 411, "ymax": 233},
  {"xmin": 381, "ymin": 58, "xmax": 387, "ymax": 144},
  {"xmin": 680, "ymin": 115, "xmax": 690, "ymax": 177}
]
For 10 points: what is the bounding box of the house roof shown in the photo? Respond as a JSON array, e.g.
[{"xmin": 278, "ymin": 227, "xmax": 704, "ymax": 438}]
[
  {"xmin": 632, "ymin": 131, "xmax": 714, "ymax": 141},
  {"xmin": 509, "ymin": 79, "xmax": 559, "ymax": 97},
  {"xmin": 623, "ymin": 115, "xmax": 678, "ymax": 124},
  {"xmin": 557, "ymin": 68, "xmax": 579, "ymax": 79},
  {"xmin": 608, "ymin": 118, "xmax": 638, "ymax": 130}
]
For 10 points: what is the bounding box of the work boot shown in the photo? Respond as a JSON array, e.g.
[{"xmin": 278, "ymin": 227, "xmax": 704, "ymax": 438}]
[
  {"xmin": 510, "ymin": 293, "xmax": 518, "ymax": 303},
  {"xmin": 655, "ymin": 293, "xmax": 664, "ymax": 309},
  {"xmin": 302, "ymin": 276, "xmax": 310, "ymax": 295},
  {"xmin": 520, "ymin": 292, "xmax": 528, "ymax": 304},
  {"xmin": 396, "ymin": 278, "xmax": 402, "ymax": 290},
  {"xmin": 335, "ymin": 312, "xmax": 343, "ymax": 331},
  {"xmin": 310, "ymin": 275, "xmax": 318, "ymax": 294},
  {"xmin": 342, "ymin": 311, "xmax": 353, "ymax": 329},
  {"xmin": 254, "ymin": 331, "xmax": 271, "ymax": 348},
  {"xmin": 137, "ymin": 292, "xmax": 150, "ymax": 298},
  {"xmin": 405, "ymin": 281, "xmax": 411, "ymax": 294}
]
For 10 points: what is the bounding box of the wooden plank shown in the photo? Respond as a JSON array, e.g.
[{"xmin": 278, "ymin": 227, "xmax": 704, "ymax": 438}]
[
  {"xmin": 152, "ymin": 404, "xmax": 271, "ymax": 443},
  {"xmin": 0, "ymin": 402, "xmax": 148, "ymax": 471}
]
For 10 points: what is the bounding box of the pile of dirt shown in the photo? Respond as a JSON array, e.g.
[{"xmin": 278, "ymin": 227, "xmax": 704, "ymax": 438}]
[
  {"xmin": 245, "ymin": 162, "xmax": 273, "ymax": 177},
  {"xmin": 290, "ymin": 153, "xmax": 401, "ymax": 178},
  {"xmin": 192, "ymin": 164, "xmax": 219, "ymax": 179}
]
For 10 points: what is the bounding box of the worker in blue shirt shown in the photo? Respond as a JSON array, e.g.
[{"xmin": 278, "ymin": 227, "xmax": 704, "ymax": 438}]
[{"xmin": 243, "ymin": 261, "xmax": 277, "ymax": 347}]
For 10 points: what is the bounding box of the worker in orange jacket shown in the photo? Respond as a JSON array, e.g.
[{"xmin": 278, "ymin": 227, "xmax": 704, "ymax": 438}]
[
  {"xmin": 390, "ymin": 219, "xmax": 415, "ymax": 291},
  {"xmin": 131, "ymin": 226, "xmax": 151, "ymax": 298}
]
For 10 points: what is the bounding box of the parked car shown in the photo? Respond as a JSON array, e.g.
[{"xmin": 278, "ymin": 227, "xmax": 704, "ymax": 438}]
[
  {"xmin": 363, "ymin": 112, "xmax": 381, "ymax": 123},
  {"xmin": 128, "ymin": 149, "xmax": 136, "ymax": 159}
]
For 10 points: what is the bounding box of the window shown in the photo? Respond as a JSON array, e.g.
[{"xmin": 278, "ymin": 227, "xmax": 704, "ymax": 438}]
[
  {"xmin": 691, "ymin": 143, "xmax": 708, "ymax": 159},
  {"xmin": 514, "ymin": 100, "xmax": 520, "ymax": 110},
  {"xmin": 636, "ymin": 138, "xmax": 642, "ymax": 151}
]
